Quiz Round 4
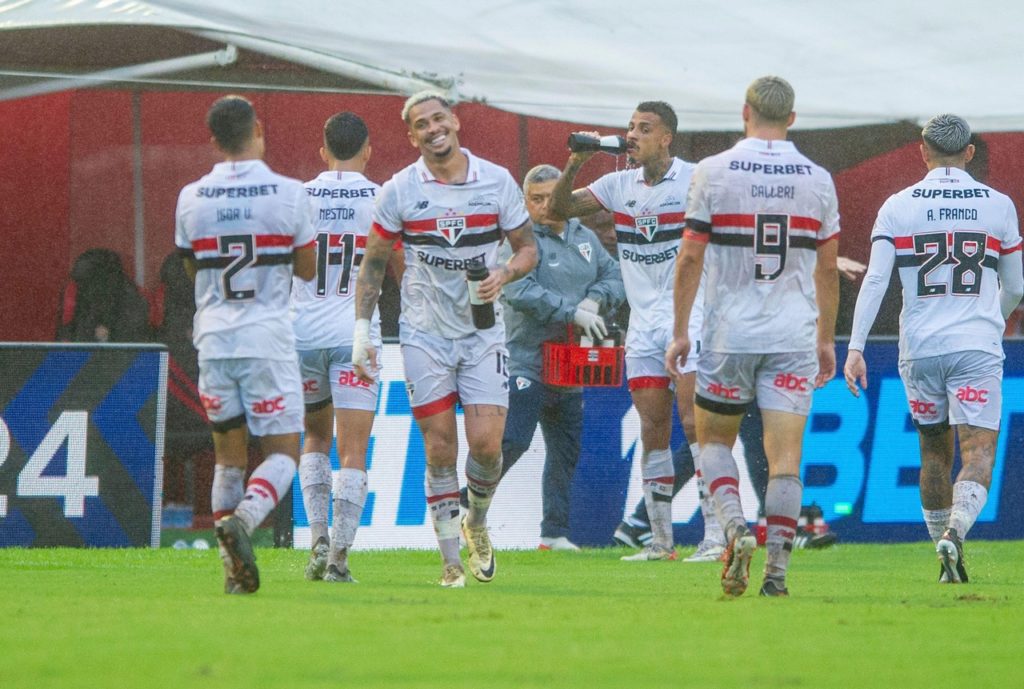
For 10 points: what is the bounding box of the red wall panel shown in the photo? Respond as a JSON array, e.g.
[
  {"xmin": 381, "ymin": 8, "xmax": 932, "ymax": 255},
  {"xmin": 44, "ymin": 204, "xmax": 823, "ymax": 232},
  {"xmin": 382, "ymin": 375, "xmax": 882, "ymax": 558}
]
[
  {"xmin": 67, "ymin": 91, "xmax": 135, "ymax": 281},
  {"xmin": 0, "ymin": 93, "xmax": 71, "ymax": 341},
  {"xmin": 3, "ymin": 88, "xmax": 1023, "ymax": 342}
]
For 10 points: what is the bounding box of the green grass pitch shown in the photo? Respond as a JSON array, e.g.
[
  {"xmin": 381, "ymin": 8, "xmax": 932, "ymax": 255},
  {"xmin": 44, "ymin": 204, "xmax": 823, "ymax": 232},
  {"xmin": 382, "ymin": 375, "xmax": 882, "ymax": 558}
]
[{"xmin": 1, "ymin": 540, "xmax": 1021, "ymax": 689}]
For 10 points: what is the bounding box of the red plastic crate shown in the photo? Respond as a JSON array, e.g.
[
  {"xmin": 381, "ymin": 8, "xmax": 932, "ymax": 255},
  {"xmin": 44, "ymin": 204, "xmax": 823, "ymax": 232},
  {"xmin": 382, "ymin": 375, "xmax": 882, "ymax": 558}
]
[{"xmin": 542, "ymin": 340, "xmax": 624, "ymax": 387}]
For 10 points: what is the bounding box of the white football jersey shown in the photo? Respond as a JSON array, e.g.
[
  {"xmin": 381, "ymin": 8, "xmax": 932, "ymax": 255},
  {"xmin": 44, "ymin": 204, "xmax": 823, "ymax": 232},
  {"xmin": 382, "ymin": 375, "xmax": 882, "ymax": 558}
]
[
  {"xmin": 291, "ymin": 171, "xmax": 382, "ymax": 350},
  {"xmin": 372, "ymin": 149, "xmax": 530, "ymax": 340},
  {"xmin": 684, "ymin": 138, "xmax": 840, "ymax": 353},
  {"xmin": 873, "ymin": 166, "xmax": 1021, "ymax": 359},
  {"xmin": 175, "ymin": 160, "xmax": 314, "ymax": 362},
  {"xmin": 588, "ymin": 158, "xmax": 704, "ymax": 341}
]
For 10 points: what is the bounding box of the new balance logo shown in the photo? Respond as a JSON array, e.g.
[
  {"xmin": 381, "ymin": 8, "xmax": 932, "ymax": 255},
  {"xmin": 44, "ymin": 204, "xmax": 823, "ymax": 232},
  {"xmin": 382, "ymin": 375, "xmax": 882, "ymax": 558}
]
[
  {"xmin": 909, "ymin": 399, "xmax": 938, "ymax": 416},
  {"xmin": 773, "ymin": 373, "xmax": 809, "ymax": 392},
  {"xmin": 251, "ymin": 396, "xmax": 286, "ymax": 414},
  {"xmin": 415, "ymin": 200, "xmax": 429, "ymax": 210},
  {"xmin": 707, "ymin": 382, "xmax": 741, "ymax": 400},
  {"xmin": 956, "ymin": 386, "xmax": 989, "ymax": 403}
]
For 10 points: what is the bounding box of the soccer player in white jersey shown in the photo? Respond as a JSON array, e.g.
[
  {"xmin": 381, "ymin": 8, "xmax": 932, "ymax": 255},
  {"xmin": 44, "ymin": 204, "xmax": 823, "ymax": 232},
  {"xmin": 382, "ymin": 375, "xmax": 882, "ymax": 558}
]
[
  {"xmin": 550, "ymin": 101, "xmax": 724, "ymax": 562},
  {"xmin": 292, "ymin": 112, "xmax": 397, "ymax": 584},
  {"xmin": 352, "ymin": 91, "xmax": 537, "ymax": 587},
  {"xmin": 666, "ymin": 76, "xmax": 841, "ymax": 597},
  {"xmin": 844, "ymin": 114, "xmax": 1023, "ymax": 584},
  {"xmin": 175, "ymin": 96, "xmax": 316, "ymax": 594}
]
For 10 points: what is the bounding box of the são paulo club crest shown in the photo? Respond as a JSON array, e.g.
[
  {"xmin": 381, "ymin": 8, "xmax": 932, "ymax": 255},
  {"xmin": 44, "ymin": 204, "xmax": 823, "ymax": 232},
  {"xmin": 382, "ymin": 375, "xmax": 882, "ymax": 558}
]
[
  {"xmin": 635, "ymin": 215, "xmax": 658, "ymax": 242},
  {"xmin": 437, "ymin": 217, "xmax": 466, "ymax": 245},
  {"xmin": 578, "ymin": 243, "xmax": 592, "ymax": 262}
]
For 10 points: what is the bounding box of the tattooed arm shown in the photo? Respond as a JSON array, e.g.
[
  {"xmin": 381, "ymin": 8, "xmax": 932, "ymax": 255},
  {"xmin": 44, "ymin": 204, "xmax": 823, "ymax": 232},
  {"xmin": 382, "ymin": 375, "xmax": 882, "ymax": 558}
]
[
  {"xmin": 549, "ymin": 144, "xmax": 605, "ymax": 221},
  {"xmin": 352, "ymin": 229, "xmax": 393, "ymax": 382}
]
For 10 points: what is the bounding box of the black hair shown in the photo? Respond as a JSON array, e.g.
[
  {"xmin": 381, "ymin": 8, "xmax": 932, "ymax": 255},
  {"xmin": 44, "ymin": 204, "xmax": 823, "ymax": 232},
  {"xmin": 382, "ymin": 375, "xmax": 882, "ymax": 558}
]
[
  {"xmin": 206, "ymin": 96, "xmax": 255, "ymax": 154},
  {"xmin": 324, "ymin": 112, "xmax": 369, "ymax": 161},
  {"xmin": 636, "ymin": 101, "xmax": 678, "ymax": 139}
]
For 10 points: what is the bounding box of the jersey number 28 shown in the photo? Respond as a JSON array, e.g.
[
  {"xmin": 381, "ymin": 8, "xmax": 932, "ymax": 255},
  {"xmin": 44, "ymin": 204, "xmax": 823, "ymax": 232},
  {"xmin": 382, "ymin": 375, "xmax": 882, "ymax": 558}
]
[{"xmin": 914, "ymin": 231, "xmax": 986, "ymax": 297}]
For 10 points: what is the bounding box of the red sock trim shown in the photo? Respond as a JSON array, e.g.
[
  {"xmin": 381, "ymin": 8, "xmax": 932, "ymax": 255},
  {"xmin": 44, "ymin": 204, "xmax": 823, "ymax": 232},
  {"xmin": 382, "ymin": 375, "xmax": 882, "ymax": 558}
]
[
  {"xmin": 426, "ymin": 491, "xmax": 461, "ymax": 504},
  {"xmin": 248, "ymin": 478, "xmax": 278, "ymax": 505},
  {"xmin": 709, "ymin": 476, "xmax": 739, "ymax": 494}
]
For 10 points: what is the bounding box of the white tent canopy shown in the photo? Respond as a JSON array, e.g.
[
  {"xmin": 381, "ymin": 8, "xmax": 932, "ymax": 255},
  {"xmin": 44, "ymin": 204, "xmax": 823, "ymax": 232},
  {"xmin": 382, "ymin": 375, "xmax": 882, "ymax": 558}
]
[{"xmin": 1, "ymin": 0, "xmax": 1022, "ymax": 131}]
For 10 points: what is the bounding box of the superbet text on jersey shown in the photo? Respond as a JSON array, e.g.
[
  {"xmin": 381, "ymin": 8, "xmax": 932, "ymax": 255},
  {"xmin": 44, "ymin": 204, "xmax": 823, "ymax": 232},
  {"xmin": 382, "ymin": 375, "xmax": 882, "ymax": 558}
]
[
  {"xmin": 371, "ymin": 149, "xmax": 529, "ymax": 340},
  {"xmin": 587, "ymin": 158, "xmax": 703, "ymax": 339},
  {"xmin": 175, "ymin": 160, "xmax": 315, "ymax": 362},
  {"xmin": 291, "ymin": 170, "xmax": 382, "ymax": 350},
  {"xmin": 684, "ymin": 139, "xmax": 840, "ymax": 353},
  {"xmin": 873, "ymin": 166, "xmax": 1021, "ymax": 360}
]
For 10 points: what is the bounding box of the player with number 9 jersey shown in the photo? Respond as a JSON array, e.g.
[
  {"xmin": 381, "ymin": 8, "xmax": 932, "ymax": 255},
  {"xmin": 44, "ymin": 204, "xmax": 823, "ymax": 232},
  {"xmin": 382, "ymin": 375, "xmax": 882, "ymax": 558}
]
[{"xmin": 684, "ymin": 139, "xmax": 840, "ymax": 354}]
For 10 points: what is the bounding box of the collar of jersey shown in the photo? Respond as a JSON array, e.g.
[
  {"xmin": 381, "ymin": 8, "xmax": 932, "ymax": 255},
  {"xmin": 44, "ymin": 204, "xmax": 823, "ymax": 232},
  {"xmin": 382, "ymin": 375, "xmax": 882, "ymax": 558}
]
[
  {"xmin": 414, "ymin": 148, "xmax": 480, "ymax": 185},
  {"xmin": 212, "ymin": 159, "xmax": 269, "ymax": 178},
  {"xmin": 923, "ymin": 166, "xmax": 973, "ymax": 182},
  {"xmin": 735, "ymin": 138, "xmax": 797, "ymax": 153},
  {"xmin": 314, "ymin": 170, "xmax": 368, "ymax": 183},
  {"xmin": 634, "ymin": 157, "xmax": 682, "ymax": 185}
]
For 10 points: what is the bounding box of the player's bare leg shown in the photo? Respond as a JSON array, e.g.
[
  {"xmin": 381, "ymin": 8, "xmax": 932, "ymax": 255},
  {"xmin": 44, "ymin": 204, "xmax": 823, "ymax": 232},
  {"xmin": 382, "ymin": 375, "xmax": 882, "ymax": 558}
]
[
  {"xmin": 759, "ymin": 409, "xmax": 810, "ymax": 597},
  {"xmin": 299, "ymin": 403, "xmax": 334, "ymax": 580},
  {"xmin": 326, "ymin": 407, "xmax": 374, "ymax": 583},
  {"xmin": 917, "ymin": 425, "xmax": 955, "ymax": 543},
  {"xmin": 460, "ymin": 404, "xmax": 504, "ymax": 582},
  {"xmin": 694, "ymin": 407, "xmax": 754, "ymax": 594},
  {"xmin": 937, "ymin": 424, "xmax": 997, "ymax": 583},
  {"xmin": 417, "ymin": 407, "xmax": 465, "ymax": 587},
  {"xmin": 622, "ymin": 386, "xmax": 676, "ymax": 561}
]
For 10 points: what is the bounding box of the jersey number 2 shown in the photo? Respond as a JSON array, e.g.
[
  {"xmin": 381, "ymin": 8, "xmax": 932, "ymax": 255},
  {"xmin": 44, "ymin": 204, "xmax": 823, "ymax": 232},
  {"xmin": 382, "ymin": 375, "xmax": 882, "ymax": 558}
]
[{"xmin": 219, "ymin": 234, "xmax": 256, "ymax": 301}]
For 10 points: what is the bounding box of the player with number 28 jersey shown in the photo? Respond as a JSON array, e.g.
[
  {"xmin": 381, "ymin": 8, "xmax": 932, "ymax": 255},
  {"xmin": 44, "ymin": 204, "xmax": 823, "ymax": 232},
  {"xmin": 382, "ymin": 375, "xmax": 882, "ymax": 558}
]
[{"xmin": 859, "ymin": 168, "xmax": 1020, "ymax": 360}]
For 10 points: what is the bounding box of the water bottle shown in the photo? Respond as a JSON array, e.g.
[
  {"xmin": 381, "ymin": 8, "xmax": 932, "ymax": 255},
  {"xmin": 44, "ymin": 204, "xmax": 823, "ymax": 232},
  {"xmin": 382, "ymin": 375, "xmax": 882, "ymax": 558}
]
[
  {"xmin": 567, "ymin": 133, "xmax": 627, "ymax": 155},
  {"xmin": 466, "ymin": 261, "xmax": 495, "ymax": 329}
]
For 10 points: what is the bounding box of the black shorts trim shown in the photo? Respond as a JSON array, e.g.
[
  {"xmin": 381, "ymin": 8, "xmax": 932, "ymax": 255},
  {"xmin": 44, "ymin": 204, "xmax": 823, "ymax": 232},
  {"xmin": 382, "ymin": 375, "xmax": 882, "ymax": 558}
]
[
  {"xmin": 914, "ymin": 418, "xmax": 950, "ymax": 436},
  {"xmin": 304, "ymin": 397, "xmax": 333, "ymax": 414},
  {"xmin": 211, "ymin": 413, "xmax": 246, "ymax": 434},
  {"xmin": 695, "ymin": 393, "xmax": 747, "ymax": 416}
]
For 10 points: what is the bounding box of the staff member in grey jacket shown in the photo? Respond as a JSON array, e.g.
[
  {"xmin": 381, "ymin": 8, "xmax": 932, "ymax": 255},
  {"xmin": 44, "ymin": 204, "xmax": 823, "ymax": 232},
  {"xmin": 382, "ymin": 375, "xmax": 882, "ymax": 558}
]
[{"xmin": 460, "ymin": 164, "xmax": 625, "ymax": 550}]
